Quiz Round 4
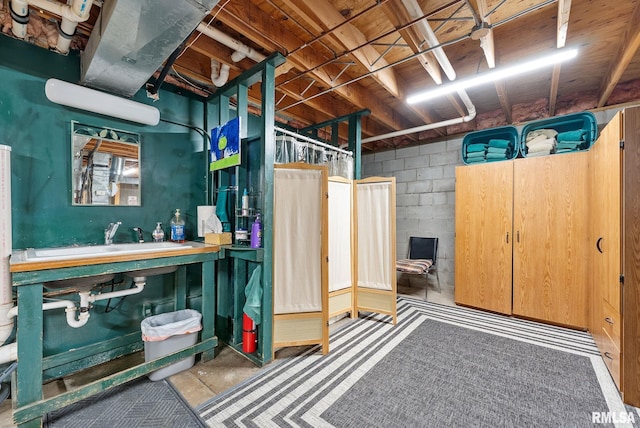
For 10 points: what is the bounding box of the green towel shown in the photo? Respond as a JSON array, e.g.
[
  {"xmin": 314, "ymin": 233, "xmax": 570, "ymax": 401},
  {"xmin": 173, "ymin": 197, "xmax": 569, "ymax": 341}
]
[
  {"xmin": 488, "ymin": 139, "xmax": 510, "ymax": 149},
  {"xmin": 486, "ymin": 153, "xmax": 508, "ymax": 160},
  {"xmin": 466, "ymin": 151, "xmax": 486, "ymax": 158},
  {"xmin": 466, "ymin": 143, "xmax": 487, "ymax": 153},
  {"xmin": 216, "ymin": 186, "xmax": 230, "ymax": 232},
  {"xmin": 556, "ymin": 141, "xmax": 581, "ymax": 150},
  {"xmin": 487, "ymin": 147, "xmax": 508, "ymax": 154},
  {"xmin": 557, "ymin": 130, "xmax": 586, "ymax": 142},
  {"xmin": 244, "ymin": 265, "xmax": 263, "ymax": 325},
  {"xmin": 466, "ymin": 157, "xmax": 486, "ymax": 163}
]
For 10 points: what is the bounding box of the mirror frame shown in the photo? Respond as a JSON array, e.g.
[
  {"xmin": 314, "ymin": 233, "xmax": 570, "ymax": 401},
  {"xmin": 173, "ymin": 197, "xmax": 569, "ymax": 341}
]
[{"xmin": 71, "ymin": 121, "xmax": 141, "ymax": 206}]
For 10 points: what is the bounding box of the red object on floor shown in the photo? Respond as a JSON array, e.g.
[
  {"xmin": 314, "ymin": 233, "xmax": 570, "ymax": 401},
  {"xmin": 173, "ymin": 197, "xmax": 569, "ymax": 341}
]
[{"xmin": 242, "ymin": 313, "xmax": 257, "ymax": 353}]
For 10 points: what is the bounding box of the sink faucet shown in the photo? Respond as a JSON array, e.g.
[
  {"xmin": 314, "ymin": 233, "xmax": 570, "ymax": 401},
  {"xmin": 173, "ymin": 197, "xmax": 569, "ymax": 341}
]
[
  {"xmin": 133, "ymin": 227, "xmax": 144, "ymax": 243},
  {"xmin": 104, "ymin": 221, "xmax": 121, "ymax": 245}
]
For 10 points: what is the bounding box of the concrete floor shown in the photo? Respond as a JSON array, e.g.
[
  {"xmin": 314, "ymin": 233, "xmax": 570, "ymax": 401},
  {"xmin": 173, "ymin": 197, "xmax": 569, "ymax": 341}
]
[{"xmin": 0, "ymin": 275, "xmax": 451, "ymax": 427}]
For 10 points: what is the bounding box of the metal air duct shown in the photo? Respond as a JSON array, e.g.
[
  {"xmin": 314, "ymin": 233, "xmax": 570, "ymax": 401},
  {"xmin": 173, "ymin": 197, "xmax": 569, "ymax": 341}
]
[{"xmin": 81, "ymin": 0, "xmax": 218, "ymax": 97}]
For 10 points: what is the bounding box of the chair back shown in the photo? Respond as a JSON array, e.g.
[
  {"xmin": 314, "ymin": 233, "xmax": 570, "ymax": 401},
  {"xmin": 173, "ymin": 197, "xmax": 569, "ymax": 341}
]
[{"xmin": 408, "ymin": 237, "xmax": 438, "ymax": 265}]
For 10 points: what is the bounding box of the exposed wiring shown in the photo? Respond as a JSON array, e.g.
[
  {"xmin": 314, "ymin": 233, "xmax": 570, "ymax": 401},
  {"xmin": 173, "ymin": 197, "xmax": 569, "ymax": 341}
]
[
  {"xmin": 178, "ymin": 0, "xmax": 232, "ymax": 60},
  {"xmin": 169, "ymin": 66, "xmax": 215, "ymax": 95}
]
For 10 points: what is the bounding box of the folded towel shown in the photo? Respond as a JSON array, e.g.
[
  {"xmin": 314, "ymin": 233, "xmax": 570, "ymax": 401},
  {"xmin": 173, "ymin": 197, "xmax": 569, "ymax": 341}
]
[
  {"xmin": 466, "ymin": 143, "xmax": 487, "ymax": 153},
  {"xmin": 526, "ymin": 150, "xmax": 551, "ymax": 157},
  {"xmin": 557, "ymin": 130, "xmax": 586, "ymax": 142},
  {"xmin": 466, "ymin": 157, "xmax": 486, "ymax": 164},
  {"xmin": 466, "ymin": 151, "xmax": 486, "ymax": 158},
  {"xmin": 488, "ymin": 139, "xmax": 510, "ymax": 149},
  {"xmin": 527, "ymin": 141, "xmax": 555, "ymax": 154},
  {"xmin": 526, "ymin": 137, "xmax": 555, "ymax": 148},
  {"xmin": 556, "ymin": 148, "xmax": 575, "ymax": 153},
  {"xmin": 526, "ymin": 128, "xmax": 558, "ymax": 142},
  {"xmin": 526, "ymin": 134, "xmax": 549, "ymax": 146},
  {"xmin": 556, "ymin": 141, "xmax": 581, "ymax": 150},
  {"xmin": 486, "ymin": 153, "xmax": 508, "ymax": 160},
  {"xmin": 487, "ymin": 147, "xmax": 508, "ymax": 154}
]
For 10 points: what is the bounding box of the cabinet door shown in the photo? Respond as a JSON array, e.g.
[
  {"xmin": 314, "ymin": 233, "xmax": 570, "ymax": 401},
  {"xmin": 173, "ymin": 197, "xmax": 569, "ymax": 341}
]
[
  {"xmin": 455, "ymin": 162, "xmax": 513, "ymax": 315},
  {"xmin": 512, "ymin": 154, "xmax": 589, "ymax": 328},
  {"xmin": 589, "ymin": 113, "xmax": 622, "ymax": 357}
]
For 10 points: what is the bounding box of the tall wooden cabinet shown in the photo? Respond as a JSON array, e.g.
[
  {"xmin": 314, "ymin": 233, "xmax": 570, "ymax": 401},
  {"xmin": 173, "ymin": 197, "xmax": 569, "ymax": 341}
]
[
  {"xmin": 454, "ymin": 161, "xmax": 513, "ymax": 315},
  {"xmin": 455, "ymin": 152, "xmax": 590, "ymax": 328},
  {"xmin": 589, "ymin": 108, "xmax": 640, "ymax": 407},
  {"xmin": 512, "ymin": 154, "xmax": 590, "ymax": 328}
]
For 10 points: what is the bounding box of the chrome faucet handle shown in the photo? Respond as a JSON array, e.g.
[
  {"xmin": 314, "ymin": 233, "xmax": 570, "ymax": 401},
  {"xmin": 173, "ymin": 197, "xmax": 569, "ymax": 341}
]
[{"xmin": 104, "ymin": 221, "xmax": 122, "ymax": 245}]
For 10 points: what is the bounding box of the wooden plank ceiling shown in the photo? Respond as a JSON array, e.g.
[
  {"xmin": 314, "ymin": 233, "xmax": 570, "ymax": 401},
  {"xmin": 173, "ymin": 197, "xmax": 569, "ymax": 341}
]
[{"xmin": 5, "ymin": 0, "xmax": 640, "ymax": 152}]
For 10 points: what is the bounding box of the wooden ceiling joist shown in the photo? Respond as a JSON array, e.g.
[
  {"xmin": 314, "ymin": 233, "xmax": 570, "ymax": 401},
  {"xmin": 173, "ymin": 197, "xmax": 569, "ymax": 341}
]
[{"xmin": 597, "ymin": 1, "xmax": 640, "ymax": 108}]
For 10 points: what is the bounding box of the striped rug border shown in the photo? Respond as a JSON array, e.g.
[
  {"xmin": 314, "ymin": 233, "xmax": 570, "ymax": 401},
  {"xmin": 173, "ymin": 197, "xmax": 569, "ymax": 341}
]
[{"xmin": 198, "ymin": 298, "xmax": 614, "ymax": 426}]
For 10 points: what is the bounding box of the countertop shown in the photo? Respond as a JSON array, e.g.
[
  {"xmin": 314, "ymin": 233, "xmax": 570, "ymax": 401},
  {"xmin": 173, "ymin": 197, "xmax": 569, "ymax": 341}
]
[{"xmin": 10, "ymin": 241, "xmax": 220, "ymax": 273}]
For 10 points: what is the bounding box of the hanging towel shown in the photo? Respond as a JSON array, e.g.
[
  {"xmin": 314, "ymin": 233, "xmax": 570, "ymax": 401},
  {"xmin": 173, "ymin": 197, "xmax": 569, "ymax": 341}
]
[
  {"xmin": 243, "ymin": 265, "xmax": 263, "ymax": 325},
  {"xmin": 216, "ymin": 186, "xmax": 231, "ymax": 232},
  {"xmin": 466, "ymin": 143, "xmax": 487, "ymax": 153},
  {"xmin": 488, "ymin": 139, "xmax": 510, "ymax": 149},
  {"xmin": 557, "ymin": 130, "xmax": 586, "ymax": 142}
]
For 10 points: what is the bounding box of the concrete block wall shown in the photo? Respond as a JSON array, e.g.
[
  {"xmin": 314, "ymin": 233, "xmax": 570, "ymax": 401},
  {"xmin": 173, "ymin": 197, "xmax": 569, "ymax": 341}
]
[
  {"xmin": 362, "ymin": 137, "xmax": 464, "ymax": 289},
  {"xmin": 360, "ymin": 106, "xmax": 624, "ymax": 292}
]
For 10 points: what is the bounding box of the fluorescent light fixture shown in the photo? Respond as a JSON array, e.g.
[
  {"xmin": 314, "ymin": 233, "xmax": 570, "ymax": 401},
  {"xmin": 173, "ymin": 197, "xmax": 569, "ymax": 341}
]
[
  {"xmin": 45, "ymin": 79, "xmax": 160, "ymax": 126},
  {"xmin": 407, "ymin": 48, "xmax": 578, "ymax": 105}
]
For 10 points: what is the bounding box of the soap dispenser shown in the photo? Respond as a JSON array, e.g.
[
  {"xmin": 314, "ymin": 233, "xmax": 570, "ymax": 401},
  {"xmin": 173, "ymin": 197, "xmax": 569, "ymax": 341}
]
[
  {"xmin": 152, "ymin": 222, "xmax": 165, "ymax": 242},
  {"xmin": 170, "ymin": 209, "xmax": 185, "ymax": 243}
]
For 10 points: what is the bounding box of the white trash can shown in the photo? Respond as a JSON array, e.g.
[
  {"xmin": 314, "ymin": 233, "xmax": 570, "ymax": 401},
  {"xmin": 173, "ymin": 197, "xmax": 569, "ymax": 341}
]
[{"xmin": 141, "ymin": 309, "xmax": 202, "ymax": 381}]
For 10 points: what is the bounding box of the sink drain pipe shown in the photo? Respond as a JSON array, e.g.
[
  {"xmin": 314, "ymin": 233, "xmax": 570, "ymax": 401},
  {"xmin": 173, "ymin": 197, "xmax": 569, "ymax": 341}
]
[{"xmin": 0, "ymin": 277, "xmax": 146, "ymax": 364}]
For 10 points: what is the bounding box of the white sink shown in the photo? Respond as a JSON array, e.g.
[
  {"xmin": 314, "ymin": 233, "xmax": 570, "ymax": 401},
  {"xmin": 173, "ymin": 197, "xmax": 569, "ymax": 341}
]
[{"xmin": 25, "ymin": 242, "xmax": 193, "ymax": 261}]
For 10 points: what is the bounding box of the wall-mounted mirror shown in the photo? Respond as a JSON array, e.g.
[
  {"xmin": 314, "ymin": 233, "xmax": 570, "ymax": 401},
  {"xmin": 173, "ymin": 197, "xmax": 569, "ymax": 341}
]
[{"xmin": 71, "ymin": 121, "xmax": 141, "ymax": 206}]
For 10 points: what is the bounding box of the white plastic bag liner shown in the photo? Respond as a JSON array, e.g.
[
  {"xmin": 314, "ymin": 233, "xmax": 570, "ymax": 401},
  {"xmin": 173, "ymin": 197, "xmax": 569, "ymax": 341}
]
[{"xmin": 141, "ymin": 309, "xmax": 202, "ymax": 342}]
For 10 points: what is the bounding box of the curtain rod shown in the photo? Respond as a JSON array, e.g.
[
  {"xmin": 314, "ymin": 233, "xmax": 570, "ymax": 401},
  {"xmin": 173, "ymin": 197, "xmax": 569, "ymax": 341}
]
[{"xmin": 274, "ymin": 126, "xmax": 353, "ymax": 156}]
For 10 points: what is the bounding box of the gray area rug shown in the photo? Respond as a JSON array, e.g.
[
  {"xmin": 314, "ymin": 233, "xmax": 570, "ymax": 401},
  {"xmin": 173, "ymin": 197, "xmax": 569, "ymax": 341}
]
[
  {"xmin": 199, "ymin": 297, "xmax": 640, "ymax": 427},
  {"xmin": 45, "ymin": 377, "xmax": 206, "ymax": 427}
]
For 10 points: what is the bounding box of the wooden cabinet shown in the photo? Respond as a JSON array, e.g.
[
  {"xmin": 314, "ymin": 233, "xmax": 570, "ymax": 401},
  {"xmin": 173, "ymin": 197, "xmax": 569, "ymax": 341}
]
[
  {"xmin": 512, "ymin": 154, "xmax": 590, "ymax": 328},
  {"xmin": 589, "ymin": 108, "xmax": 640, "ymax": 407},
  {"xmin": 455, "ymin": 152, "xmax": 589, "ymax": 328},
  {"xmin": 455, "ymin": 161, "xmax": 513, "ymax": 315}
]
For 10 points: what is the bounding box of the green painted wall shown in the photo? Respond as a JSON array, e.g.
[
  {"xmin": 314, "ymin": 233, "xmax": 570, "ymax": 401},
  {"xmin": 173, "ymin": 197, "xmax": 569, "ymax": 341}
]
[{"xmin": 0, "ymin": 35, "xmax": 209, "ymax": 360}]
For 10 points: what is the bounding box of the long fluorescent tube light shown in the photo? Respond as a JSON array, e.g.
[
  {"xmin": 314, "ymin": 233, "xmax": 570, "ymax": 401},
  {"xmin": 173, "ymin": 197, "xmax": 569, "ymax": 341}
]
[
  {"xmin": 407, "ymin": 48, "xmax": 578, "ymax": 105},
  {"xmin": 45, "ymin": 79, "xmax": 160, "ymax": 126}
]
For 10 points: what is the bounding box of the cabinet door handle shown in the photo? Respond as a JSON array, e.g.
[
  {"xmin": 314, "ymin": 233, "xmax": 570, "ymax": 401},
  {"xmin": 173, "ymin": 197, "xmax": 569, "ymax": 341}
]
[
  {"xmin": 517, "ymin": 231, "xmax": 520, "ymax": 243},
  {"xmin": 596, "ymin": 237, "xmax": 604, "ymax": 253},
  {"xmin": 604, "ymin": 352, "xmax": 614, "ymax": 360},
  {"xmin": 506, "ymin": 232, "xmax": 509, "ymax": 243},
  {"xmin": 604, "ymin": 317, "xmax": 614, "ymax": 325}
]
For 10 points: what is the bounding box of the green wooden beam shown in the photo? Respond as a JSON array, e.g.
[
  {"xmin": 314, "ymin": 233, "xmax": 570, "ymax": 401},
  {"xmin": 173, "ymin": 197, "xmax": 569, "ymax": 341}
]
[
  {"xmin": 349, "ymin": 114, "xmax": 364, "ymax": 179},
  {"xmin": 300, "ymin": 109, "xmax": 370, "ymax": 133}
]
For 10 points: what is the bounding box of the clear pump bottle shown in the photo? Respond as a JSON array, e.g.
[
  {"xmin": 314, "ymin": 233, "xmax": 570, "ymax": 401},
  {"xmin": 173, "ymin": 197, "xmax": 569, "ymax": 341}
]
[
  {"xmin": 170, "ymin": 209, "xmax": 185, "ymax": 243},
  {"xmin": 152, "ymin": 222, "xmax": 165, "ymax": 242}
]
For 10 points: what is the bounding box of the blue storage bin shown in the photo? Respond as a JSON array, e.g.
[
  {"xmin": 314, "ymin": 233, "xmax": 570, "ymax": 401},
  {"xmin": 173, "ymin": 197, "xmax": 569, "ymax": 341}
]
[
  {"xmin": 520, "ymin": 112, "xmax": 597, "ymax": 157},
  {"xmin": 462, "ymin": 126, "xmax": 519, "ymax": 165}
]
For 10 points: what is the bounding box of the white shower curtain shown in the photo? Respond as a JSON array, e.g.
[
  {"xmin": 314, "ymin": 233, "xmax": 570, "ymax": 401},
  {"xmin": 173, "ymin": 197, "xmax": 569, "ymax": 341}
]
[
  {"xmin": 273, "ymin": 168, "xmax": 323, "ymax": 314},
  {"xmin": 357, "ymin": 182, "xmax": 392, "ymax": 290}
]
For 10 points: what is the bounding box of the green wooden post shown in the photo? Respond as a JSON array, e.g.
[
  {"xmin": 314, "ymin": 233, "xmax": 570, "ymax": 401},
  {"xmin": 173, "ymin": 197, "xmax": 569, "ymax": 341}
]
[
  {"xmin": 349, "ymin": 113, "xmax": 366, "ymax": 179},
  {"xmin": 14, "ymin": 283, "xmax": 44, "ymax": 428},
  {"xmin": 260, "ymin": 58, "xmax": 278, "ymax": 363},
  {"xmin": 174, "ymin": 265, "xmax": 187, "ymax": 310},
  {"xmin": 201, "ymin": 259, "xmax": 216, "ymax": 361}
]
